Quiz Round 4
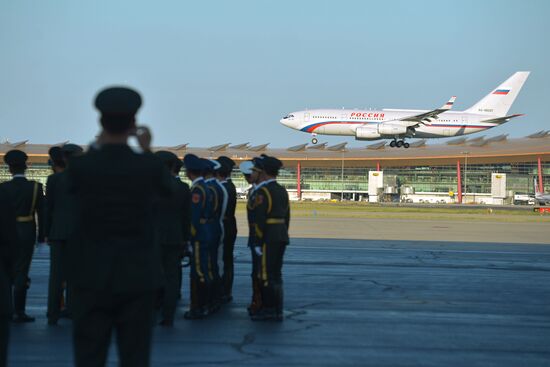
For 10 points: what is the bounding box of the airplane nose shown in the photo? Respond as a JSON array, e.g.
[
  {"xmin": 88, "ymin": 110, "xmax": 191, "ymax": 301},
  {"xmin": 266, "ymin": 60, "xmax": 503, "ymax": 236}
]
[{"xmin": 280, "ymin": 118, "xmax": 292, "ymax": 127}]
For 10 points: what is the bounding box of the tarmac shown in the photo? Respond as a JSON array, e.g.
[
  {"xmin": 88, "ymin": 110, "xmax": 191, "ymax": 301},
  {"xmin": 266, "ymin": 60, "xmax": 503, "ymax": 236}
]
[{"xmin": 8, "ymin": 218, "xmax": 550, "ymax": 366}]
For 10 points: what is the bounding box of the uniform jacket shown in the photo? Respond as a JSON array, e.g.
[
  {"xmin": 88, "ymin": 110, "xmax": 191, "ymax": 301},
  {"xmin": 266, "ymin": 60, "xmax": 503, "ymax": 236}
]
[
  {"xmin": 222, "ymin": 178, "xmax": 237, "ymax": 235},
  {"xmin": 66, "ymin": 144, "xmax": 173, "ymax": 293},
  {"xmin": 154, "ymin": 176, "xmax": 191, "ymax": 247},
  {"xmin": 0, "ymin": 176, "xmax": 45, "ymax": 242},
  {"xmin": 253, "ymin": 180, "xmax": 290, "ymax": 246},
  {"xmin": 45, "ymin": 171, "xmax": 78, "ymax": 241},
  {"xmin": 0, "ymin": 190, "xmax": 18, "ymax": 315},
  {"xmin": 189, "ymin": 178, "xmax": 216, "ymax": 245},
  {"xmin": 205, "ymin": 179, "xmax": 226, "ymax": 241},
  {"xmin": 246, "ymin": 186, "xmax": 257, "ymax": 247}
]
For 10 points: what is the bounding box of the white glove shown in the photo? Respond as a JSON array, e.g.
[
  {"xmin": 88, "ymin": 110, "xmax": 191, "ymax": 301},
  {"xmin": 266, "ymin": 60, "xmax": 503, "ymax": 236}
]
[{"xmin": 254, "ymin": 246, "xmax": 263, "ymax": 256}]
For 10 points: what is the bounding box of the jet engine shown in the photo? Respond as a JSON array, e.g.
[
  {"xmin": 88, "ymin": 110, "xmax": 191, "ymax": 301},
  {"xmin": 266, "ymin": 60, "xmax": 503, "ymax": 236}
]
[
  {"xmin": 377, "ymin": 123, "xmax": 408, "ymax": 135},
  {"xmin": 355, "ymin": 126, "xmax": 381, "ymax": 140},
  {"xmin": 355, "ymin": 123, "xmax": 409, "ymax": 140}
]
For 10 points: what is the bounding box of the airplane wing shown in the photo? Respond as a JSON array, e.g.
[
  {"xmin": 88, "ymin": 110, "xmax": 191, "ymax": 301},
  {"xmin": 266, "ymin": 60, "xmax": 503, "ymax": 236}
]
[
  {"xmin": 479, "ymin": 114, "xmax": 524, "ymax": 125},
  {"xmin": 398, "ymin": 96, "xmax": 456, "ymax": 126}
]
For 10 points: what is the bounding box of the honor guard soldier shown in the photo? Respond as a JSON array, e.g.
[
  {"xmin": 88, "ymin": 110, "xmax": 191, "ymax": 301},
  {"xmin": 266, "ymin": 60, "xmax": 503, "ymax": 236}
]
[
  {"xmin": 204, "ymin": 159, "xmax": 227, "ymax": 312},
  {"xmin": 216, "ymin": 156, "xmax": 237, "ymax": 303},
  {"xmin": 0, "ymin": 190, "xmax": 18, "ymax": 366},
  {"xmin": 0, "ymin": 149, "xmax": 45, "ymax": 323},
  {"xmin": 67, "ymin": 87, "xmax": 173, "ymax": 367},
  {"xmin": 183, "ymin": 154, "xmax": 214, "ymax": 319},
  {"xmin": 251, "ymin": 155, "xmax": 290, "ymax": 322},
  {"xmin": 154, "ymin": 151, "xmax": 191, "ymax": 327},
  {"xmin": 239, "ymin": 160, "xmax": 262, "ymax": 315},
  {"xmin": 45, "ymin": 144, "xmax": 83, "ymax": 325}
]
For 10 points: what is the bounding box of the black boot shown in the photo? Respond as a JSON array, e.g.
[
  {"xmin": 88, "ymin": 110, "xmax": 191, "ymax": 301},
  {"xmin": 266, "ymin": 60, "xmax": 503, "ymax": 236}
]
[
  {"xmin": 184, "ymin": 280, "xmax": 208, "ymax": 320},
  {"xmin": 13, "ymin": 289, "xmax": 35, "ymax": 323},
  {"xmin": 251, "ymin": 284, "xmax": 277, "ymax": 321},
  {"xmin": 274, "ymin": 284, "xmax": 284, "ymax": 322}
]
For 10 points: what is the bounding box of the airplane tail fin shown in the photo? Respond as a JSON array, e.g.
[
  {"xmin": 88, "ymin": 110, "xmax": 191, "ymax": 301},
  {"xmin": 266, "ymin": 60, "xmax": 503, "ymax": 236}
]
[{"xmin": 465, "ymin": 71, "xmax": 530, "ymax": 116}]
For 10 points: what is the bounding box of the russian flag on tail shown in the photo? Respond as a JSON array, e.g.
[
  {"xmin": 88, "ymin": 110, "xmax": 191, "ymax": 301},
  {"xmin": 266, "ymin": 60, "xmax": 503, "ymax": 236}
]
[{"xmin": 493, "ymin": 89, "xmax": 510, "ymax": 95}]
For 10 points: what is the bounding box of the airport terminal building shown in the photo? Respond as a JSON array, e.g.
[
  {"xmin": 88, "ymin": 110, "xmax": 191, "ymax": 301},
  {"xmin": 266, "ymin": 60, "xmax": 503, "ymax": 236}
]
[{"xmin": 1, "ymin": 132, "xmax": 549, "ymax": 205}]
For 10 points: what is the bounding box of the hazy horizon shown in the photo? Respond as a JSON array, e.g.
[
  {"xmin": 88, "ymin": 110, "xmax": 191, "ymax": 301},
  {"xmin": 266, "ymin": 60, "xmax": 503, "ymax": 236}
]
[{"xmin": 1, "ymin": 0, "xmax": 548, "ymax": 148}]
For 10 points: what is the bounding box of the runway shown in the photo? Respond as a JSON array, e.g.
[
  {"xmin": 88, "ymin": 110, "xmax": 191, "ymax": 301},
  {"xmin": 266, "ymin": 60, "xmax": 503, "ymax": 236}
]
[{"xmin": 8, "ymin": 235, "xmax": 550, "ymax": 366}]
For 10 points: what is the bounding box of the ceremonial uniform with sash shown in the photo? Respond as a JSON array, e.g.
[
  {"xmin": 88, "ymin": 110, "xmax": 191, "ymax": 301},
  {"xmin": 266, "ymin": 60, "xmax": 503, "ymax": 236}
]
[
  {"xmin": 205, "ymin": 160, "xmax": 227, "ymax": 310},
  {"xmin": 217, "ymin": 156, "xmax": 237, "ymax": 302},
  {"xmin": 0, "ymin": 150, "xmax": 45, "ymax": 323},
  {"xmin": 239, "ymin": 160, "xmax": 262, "ymax": 314},
  {"xmin": 251, "ymin": 156, "xmax": 290, "ymax": 321},
  {"xmin": 184, "ymin": 155, "xmax": 215, "ymax": 319}
]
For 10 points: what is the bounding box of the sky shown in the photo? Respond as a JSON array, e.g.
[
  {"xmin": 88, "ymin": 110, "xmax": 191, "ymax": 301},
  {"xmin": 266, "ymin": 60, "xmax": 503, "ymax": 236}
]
[{"xmin": 0, "ymin": 0, "xmax": 549, "ymax": 148}]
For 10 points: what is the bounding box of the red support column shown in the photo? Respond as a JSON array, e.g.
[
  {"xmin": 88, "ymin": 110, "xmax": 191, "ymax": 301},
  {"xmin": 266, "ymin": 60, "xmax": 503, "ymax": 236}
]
[
  {"xmin": 457, "ymin": 160, "xmax": 462, "ymax": 204},
  {"xmin": 297, "ymin": 162, "xmax": 302, "ymax": 200},
  {"xmin": 538, "ymin": 156, "xmax": 544, "ymax": 193},
  {"xmin": 376, "ymin": 161, "xmax": 381, "ymax": 171}
]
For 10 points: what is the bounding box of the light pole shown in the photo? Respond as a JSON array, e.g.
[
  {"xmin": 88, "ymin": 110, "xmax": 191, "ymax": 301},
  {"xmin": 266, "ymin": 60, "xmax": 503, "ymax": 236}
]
[
  {"xmin": 341, "ymin": 150, "xmax": 345, "ymax": 201},
  {"xmin": 461, "ymin": 151, "xmax": 469, "ymax": 203}
]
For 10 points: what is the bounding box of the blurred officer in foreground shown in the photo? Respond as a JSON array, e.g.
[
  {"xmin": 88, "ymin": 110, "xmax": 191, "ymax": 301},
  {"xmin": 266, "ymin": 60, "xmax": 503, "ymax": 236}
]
[
  {"xmin": 183, "ymin": 154, "xmax": 214, "ymax": 319},
  {"xmin": 154, "ymin": 151, "xmax": 191, "ymax": 327},
  {"xmin": 239, "ymin": 160, "xmax": 262, "ymax": 315},
  {"xmin": 251, "ymin": 155, "xmax": 290, "ymax": 322},
  {"xmin": 0, "ymin": 190, "xmax": 17, "ymax": 367},
  {"xmin": 67, "ymin": 87, "xmax": 172, "ymax": 367},
  {"xmin": 0, "ymin": 149, "xmax": 45, "ymax": 323},
  {"xmin": 216, "ymin": 156, "xmax": 237, "ymax": 303},
  {"xmin": 45, "ymin": 144, "xmax": 83, "ymax": 325}
]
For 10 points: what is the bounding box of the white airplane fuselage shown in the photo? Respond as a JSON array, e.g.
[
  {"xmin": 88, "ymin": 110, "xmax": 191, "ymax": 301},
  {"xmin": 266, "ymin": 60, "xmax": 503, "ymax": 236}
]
[
  {"xmin": 280, "ymin": 109, "xmax": 498, "ymax": 140},
  {"xmin": 280, "ymin": 71, "xmax": 530, "ymax": 145}
]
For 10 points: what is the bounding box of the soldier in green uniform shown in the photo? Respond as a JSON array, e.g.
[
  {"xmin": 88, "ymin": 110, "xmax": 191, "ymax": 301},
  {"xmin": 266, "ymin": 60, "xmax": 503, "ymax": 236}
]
[
  {"xmin": 250, "ymin": 155, "xmax": 290, "ymax": 322},
  {"xmin": 183, "ymin": 154, "xmax": 215, "ymax": 319},
  {"xmin": 239, "ymin": 160, "xmax": 263, "ymax": 315},
  {"xmin": 45, "ymin": 144, "xmax": 83, "ymax": 325},
  {"xmin": 0, "ymin": 149, "xmax": 45, "ymax": 323},
  {"xmin": 216, "ymin": 156, "xmax": 237, "ymax": 303},
  {"xmin": 67, "ymin": 87, "xmax": 173, "ymax": 367},
  {"xmin": 154, "ymin": 150, "xmax": 191, "ymax": 327},
  {"xmin": 0, "ymin": 190, "xmax": 18, "ymax": 367}
]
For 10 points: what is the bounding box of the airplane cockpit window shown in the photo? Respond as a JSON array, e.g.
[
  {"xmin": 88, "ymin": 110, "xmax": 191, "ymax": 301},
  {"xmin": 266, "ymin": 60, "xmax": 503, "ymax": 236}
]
[{"xmin": 282, "ymin": 114, "xmax": 295, "ymax": 119}]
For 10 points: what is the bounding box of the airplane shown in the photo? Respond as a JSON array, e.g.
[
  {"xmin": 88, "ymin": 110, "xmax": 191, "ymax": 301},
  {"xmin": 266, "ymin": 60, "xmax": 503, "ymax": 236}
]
[
  {"xmin": 280, "ymin": 71, "xmax": 530, "ymax": 148},
  {"xmin": 534, "ymin": 178, "xmax": 550, "ymax": 205}
]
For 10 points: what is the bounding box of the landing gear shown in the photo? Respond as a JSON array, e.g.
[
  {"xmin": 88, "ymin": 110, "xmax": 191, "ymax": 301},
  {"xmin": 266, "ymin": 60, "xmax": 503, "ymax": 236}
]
[
  {"xmin": 390, "ymin": 139, "xmax": 410, "ymax": 148},
  {"xmin": 311, "ymin": 136, "xmax": 318, "ymax": 144}
]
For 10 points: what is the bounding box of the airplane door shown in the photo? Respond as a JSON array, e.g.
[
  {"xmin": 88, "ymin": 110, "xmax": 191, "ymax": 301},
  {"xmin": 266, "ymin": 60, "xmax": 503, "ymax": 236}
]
[{"xmin": 304, "ymin": 112, "xmax": 310, "ymax": 122}]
